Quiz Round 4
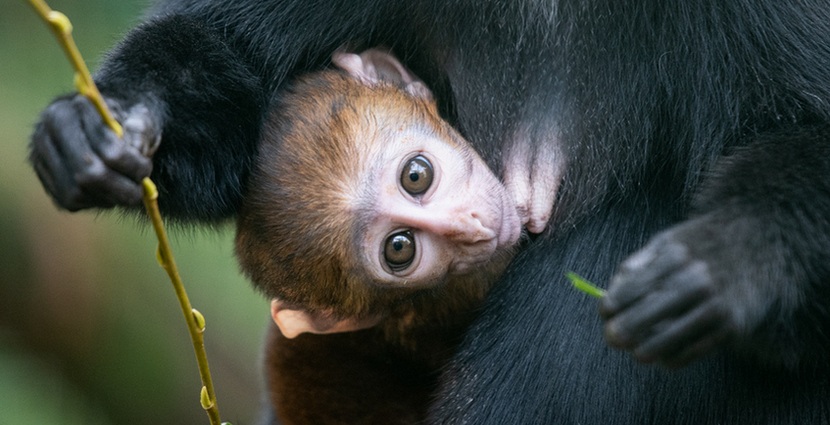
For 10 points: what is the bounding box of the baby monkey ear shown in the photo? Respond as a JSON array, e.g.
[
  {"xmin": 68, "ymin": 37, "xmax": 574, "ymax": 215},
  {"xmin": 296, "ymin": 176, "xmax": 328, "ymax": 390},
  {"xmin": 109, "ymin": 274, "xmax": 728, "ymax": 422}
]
[
  {"xmin": 270, "ymin": 299, "xmax": 384, "ymax": 338},
  {"xmin": 332, "ymin": 48, "xmax": 433, "ymax": 100}
]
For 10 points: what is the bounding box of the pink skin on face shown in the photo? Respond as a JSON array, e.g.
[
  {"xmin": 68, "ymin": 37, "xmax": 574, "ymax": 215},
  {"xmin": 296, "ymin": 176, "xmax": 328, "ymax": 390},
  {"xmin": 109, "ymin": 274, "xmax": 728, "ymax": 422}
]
[{"xmin": 359, "ymin": 125, "xmax": 523, "ymax": 285}]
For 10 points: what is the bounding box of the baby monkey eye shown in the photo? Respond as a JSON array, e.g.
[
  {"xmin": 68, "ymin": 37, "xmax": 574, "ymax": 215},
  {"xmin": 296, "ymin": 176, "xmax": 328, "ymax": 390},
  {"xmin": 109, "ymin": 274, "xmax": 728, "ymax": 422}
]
[
  {"xmin": 384, "ymin": 230, "xmax": 416, "ymax": 272},
  {"xmin": 400, "ymin": 155, "xmax": 433, "ymax": 195}
]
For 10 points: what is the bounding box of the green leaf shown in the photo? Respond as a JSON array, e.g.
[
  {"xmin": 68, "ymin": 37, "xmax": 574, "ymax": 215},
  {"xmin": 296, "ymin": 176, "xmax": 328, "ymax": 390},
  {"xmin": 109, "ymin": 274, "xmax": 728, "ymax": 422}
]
[{"xmin": 566, "ymin": 272, "xmax": 606, "ymax": 298}]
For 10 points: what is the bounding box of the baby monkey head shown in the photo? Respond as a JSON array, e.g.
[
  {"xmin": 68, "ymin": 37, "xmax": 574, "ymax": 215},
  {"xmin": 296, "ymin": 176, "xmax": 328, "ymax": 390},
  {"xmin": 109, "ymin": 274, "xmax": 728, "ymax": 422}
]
[{"xmin": 236, "ymin": 50, "xmax": 522, "ymax": 338}]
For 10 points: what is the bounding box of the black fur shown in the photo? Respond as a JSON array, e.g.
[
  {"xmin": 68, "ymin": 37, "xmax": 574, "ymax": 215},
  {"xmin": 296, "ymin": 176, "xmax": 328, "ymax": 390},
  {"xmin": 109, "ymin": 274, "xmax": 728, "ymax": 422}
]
[{"xmin": 29, "ymin": 0, "xmax": 830, "ymax": 423}]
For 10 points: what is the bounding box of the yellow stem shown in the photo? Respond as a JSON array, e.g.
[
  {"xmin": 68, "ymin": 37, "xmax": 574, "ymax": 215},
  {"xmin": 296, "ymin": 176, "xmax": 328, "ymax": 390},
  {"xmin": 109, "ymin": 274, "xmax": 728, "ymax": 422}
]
[{"xmin": 142, "ymin": 179, "xmax": 222, "ymax": 424}]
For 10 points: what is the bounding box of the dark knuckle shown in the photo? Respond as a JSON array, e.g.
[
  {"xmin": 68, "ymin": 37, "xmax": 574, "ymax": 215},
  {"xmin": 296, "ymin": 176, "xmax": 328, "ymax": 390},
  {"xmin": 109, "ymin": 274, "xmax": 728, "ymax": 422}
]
[
  {"xmin": 100, "ymin": 143, "xmax": 127, "ymax": 163},
  {"xmin": 686, "ymin": 262, "xmax": 715, "ymax": 295},
  {"xmin": 44, "ymin": 99, "xmax": 70, "ymax": 117},
  {"xmin": 74, "ymin": 162, "xmax": 108, "ymax": 186}
]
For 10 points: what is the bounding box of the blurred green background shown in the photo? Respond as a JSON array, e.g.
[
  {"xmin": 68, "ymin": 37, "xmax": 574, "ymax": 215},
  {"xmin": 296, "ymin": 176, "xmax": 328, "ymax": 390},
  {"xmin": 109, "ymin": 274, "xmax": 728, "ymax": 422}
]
[{"xmin": 0, "ymin": 1, "xmax": 270, "ymax": 424}]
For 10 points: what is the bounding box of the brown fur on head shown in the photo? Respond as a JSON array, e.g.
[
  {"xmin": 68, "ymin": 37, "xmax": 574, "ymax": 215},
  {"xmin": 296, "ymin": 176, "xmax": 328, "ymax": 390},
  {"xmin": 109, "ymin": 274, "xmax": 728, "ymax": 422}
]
[{"xmin": 235, "ymin": 69, "xmax": 476, "ymax": 321}]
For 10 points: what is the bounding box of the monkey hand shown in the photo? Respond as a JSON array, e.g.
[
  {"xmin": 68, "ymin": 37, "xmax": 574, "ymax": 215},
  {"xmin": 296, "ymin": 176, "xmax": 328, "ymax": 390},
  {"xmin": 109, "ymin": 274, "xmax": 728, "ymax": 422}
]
[
  {"xmin": 502, "ymin": 142, "xmax": 561, "ymax": 234},
  {"xmin": 598, "ymin": 221, "xmax": 741, "ymax": 368},
  {"xmin": 29, "ymin": 94, "xmax": 161, "ymax": 211}
]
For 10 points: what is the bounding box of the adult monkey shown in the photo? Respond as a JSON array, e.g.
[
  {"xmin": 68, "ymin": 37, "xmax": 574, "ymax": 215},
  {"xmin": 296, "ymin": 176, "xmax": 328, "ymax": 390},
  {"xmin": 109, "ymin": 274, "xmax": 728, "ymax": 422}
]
[{"xmin": 29, "ymin": 1, "xmax": 830, "ymax": 424}]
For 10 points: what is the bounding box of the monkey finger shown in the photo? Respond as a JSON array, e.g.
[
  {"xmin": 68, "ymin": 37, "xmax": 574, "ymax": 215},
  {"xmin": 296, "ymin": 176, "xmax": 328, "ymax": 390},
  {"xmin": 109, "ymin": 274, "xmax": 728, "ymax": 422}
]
[
  {"xmin": 65, "ymin": 101, "xmax": 144, "ymax": 205},
  {"xmin": 632, "ymin": 298, "xmax": 730, "ymax": 365},
  {"xmin": 92, "ymin": 130, "xmax": 153, "ymax": 183},
  {"xmin": 604, "ymin": 262, "xmax": 712, "ymax": 348},
  {"xmin": 602, "ymin": 237, "xmax": 691, "ymax": 316},
  {"xmin": 31, "ymin": 111, "xmax": 101, "ymax": 210},
  {"xmin": 80, "ymin": 99, "xmax": 154, "ymax": 183},
  {"xmin": 75, "ymin": 164, "xmax": 145, "ymax": 207},
  {"xmin": 660, "ymin": 325, "xmax": 733, "ymax": 369},
  {"xmin": 30, "ymin": 142, "xmax": 88, "ymax": 210},
  {"xmin": 58, "ymin": 128, "xmax": 143, "ymax": 207}
]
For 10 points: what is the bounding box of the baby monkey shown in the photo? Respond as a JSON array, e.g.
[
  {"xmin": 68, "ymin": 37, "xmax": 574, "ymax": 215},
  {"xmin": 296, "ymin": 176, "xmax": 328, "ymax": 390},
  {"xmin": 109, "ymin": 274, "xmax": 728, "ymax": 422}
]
[{"xmin": 235, "ymin": 49, "xmax": 560, "ymax": 424}]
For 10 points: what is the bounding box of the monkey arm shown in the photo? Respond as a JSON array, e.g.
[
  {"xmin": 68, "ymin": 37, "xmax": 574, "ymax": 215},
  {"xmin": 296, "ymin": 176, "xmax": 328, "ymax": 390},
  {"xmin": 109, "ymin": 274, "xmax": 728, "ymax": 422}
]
[
  {"xmin": 29, "ymin": 14, "xmax": 264, "ymax": 221},
  {"xmin": 29, "ymin": 1, "xmax": 403, "ymax": 222},
  {"xmin": 600, "ymin": 126, "xmax": 830, "ymax": 369}
]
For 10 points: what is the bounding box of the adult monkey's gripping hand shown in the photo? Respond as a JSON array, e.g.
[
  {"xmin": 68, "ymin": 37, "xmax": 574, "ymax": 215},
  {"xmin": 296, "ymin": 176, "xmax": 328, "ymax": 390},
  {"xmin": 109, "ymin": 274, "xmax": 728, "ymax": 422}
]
[{"xmin": 29, "ymin": 94, "xmax": 161, "ymax": 211}]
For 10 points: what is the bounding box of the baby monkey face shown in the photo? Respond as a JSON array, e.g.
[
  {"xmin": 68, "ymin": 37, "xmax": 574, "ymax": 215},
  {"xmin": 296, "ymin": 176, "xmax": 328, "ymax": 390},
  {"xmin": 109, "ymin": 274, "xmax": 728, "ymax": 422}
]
[{"xmin": 355, "ymin": 124, "xmax": 522, "ymax": 288}]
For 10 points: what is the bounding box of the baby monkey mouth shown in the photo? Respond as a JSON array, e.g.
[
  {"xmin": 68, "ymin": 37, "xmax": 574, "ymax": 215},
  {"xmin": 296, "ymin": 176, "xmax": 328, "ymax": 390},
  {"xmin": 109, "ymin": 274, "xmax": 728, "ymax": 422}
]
[{"xmin": 448, "ymin": 237, "xmax": 501, "ymax": 275}]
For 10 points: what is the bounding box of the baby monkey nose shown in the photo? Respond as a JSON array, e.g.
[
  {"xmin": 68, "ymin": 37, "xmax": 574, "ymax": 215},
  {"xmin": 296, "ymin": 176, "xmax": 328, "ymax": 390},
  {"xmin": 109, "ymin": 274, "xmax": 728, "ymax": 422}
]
[
  {"xmin": 435, "ymin": 212, "xmax": 495, "ymax": 244},
  {"xmin": 393, "ymin": 207, "xmax": 496, "ymax": 244}
]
